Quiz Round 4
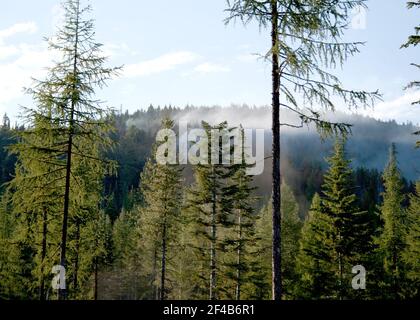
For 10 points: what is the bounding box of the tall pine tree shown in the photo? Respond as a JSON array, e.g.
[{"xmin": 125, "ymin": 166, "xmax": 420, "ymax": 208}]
[
  {"xmin": 377, "ymin": 144, "xmax": 408, "ymax": 299},
  {"xmin": 220, "ymin": 127, "xmax": 259, "ymax": 300},
  {"xmin": 297, "ymin": 139, "xmax": 371, "ymax": 299},
  {"xmin": 296, "ymin": 193, "xmax": 336, "ymax": 299},
  {"xmin": 186, "ymin": 121, "xmax": 235, "ymax": 300}
]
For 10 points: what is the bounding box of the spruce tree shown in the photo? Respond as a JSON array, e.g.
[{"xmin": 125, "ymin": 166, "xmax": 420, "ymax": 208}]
[
  {"xmin": 297, "ymin": 139, "xmax": 371, "ymax": 299},
  {"xmin": 322, "ymin": 139, "xmax": 371, "ymax": 299},
  {"xmin": 79, "ymin": 211, "xmax": 112, "ymax": 300},
  {"xmin": 280, "ymin": 183, "xmax": 303, "ymax": 298},
  {"xmin": 403, "ymin": 181, "xmax": 420, "ymax": 298},
  {"xmin": 111, "ymin": 209, "xmax": 143, "ymax": 299},
  {"xmin": 254, "ymin": 183, "xmax": 302, "ymax": 300},
  {"xmin": 377, "ymin": 144, "xmax": 408, "ymax": 299},
  {"xmin": 186, "ymin": 121, "xmax": 235, "ymax": 300},
  {"xmin": 252, "ymin": 201, "xmax": 272, "ymax": 300},
  {"xmin": 296, "ymin": 193, "xmax": 336, "ymax": 299},
  {"xmin": 220, "ymin": 127, "xmax": 259, "ymax": 300}
]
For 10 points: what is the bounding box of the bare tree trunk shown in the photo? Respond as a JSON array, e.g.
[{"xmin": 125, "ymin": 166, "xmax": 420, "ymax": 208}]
[
  {"xmin": 59, "ymin": 0, "xmax": 80, "ymax": 301},
  {"xmin": 271, "ymin": 0, "xmax": 282, "ymax": 301}
]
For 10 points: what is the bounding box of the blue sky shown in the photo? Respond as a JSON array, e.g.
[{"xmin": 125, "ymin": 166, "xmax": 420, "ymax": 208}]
[{"xmin": 0, "ymin": 0, "xmax": 419, "ymax": 124}]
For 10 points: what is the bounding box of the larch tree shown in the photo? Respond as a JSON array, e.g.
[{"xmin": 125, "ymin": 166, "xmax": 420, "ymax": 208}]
[
  {"xmin": 225, "ymin": 0, "xmax": 380, "ymax": 300},
  {"xmin": 9, "ymin": 105, "xmax": 113, "ymax": 300},
  {"xmin": 9, "ymin": 106, "xmax": 64, "ymax": 300},
  {"xmin": 13, "ymin": 0, "xmax": 119, "ymax": 299},
  {"xmin": 0, "ymin": 191, "xmax": 21, "ymax": 299},
  {"xmin": 377, "ymin": 144, "xmax": 408, "ymax": 299}
]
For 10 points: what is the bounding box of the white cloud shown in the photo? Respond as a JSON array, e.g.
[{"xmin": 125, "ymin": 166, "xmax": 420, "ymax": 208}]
[
  {"xmin": 0, "ymin": 22, "xmax": 38, "ymax": 43},
  {"xmin": 0, "ymin": 22, "xmax": 39, "ymax": 60},
  {"xmin": 0, "ymin": 22, "xmax": 49, "ymax": 117},
  {"xmin": 0, "ymin": 45, "xmax": 20, "ymax": 60},
  {"xmin": 193, "ymin": 62, "xmax": 230, "ymax": 74},
  {"xmin": 0, "ymin": 43, "xmax": 52, "ymax": 106},
  {"xmin": 103, "ymin": 42, "xmax": 138, "ymax": 58},
  {"xmin": 359, "ymin": 90, "xmax": 420, "ymax": 124},
  {"xmin": 236, "ymin": 53, "xmax": 258, "ymax": 63},
  {"xmin": 123, "ymin": 51, "xmax": 198, "ymax": 78}
]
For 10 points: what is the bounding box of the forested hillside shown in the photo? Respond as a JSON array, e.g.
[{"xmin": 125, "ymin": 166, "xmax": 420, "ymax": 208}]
[
  {"xmin": 0, "ymin": 0, "xmax": 419, "ymax": 302},
  {"xmin": 0, "ymin": 106, "xmax": 419, "ymax": 299},
  {"xmin": 1, "ymin": 106, "xmax": 418, "ymax": 219}
]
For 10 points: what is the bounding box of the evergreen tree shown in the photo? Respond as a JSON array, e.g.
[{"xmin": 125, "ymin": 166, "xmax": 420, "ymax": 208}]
[
  {"xmin": 186, "ymin": 121, "xmax": 234, "ymax": 300},
  {"xmin": 377, "ymin": 144, "xmax": 408, "ymax": 299},
  {"xmin": 321, "ymin": 139, "xmax": 371, "ymax": 299},
  {"xmin": 0, "ymin": 191, "xmax": 22, "ymax": 299},
  {"xmin": 9, "ymin": 105, "xmax": 114, "ymax": 300},
  {"xmin": 254, "ymin": 183, "xmax": 302, "ymax": 300},
  {"xmin": 136, "ymin": 119, "xmax": 184, "ymax": 300},
  {"xmin": 78, "ymin": 211, "xmax": 113, "ymax": 300},
  {"xmin": 403, "ymin": 181, "xmax": 420, "ymax": 298},
  {"xmin": 2, "ymin": 114, "xmax": 10, "ymax": 130},
  {"xmin": 170, "ymin": 210, "xmax": 198, "ymax": 300},
  {"xmin": 220, "ymin": 127, "xmax": 259, "ymax": 300},
  {"xmin": 111, "ymin": 209, "xmax": 143, "ymax": 299},
  {"xmin": 251, "ymin": 201, "xmax": 272, "ymax": 300},
  {"xmin": 297, "ymin": 139, "xmax": 371, "ymax": 299},
  {"xmin": 280, "ymin": 184, "xmax": 303, "ymax": 298},
  {"xmin": 0, "ymin": 119, "xmax": 17, "ymax": 190},
  {"xmin": 8, "ymin": 107, "xmax": 64, "ymax": 300},
  {"xmin": 296, "ymin": 193, "xmax": 336, "ymax": 299}
]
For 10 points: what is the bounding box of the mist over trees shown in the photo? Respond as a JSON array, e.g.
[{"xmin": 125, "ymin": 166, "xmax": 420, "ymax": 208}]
[
  {"xmin": 401, "ymin": 0, "xmax": 420, "ymax": 146},
  {"xmin": 0, "ymin": 0, "xmax": 419, "ymax": 301}
]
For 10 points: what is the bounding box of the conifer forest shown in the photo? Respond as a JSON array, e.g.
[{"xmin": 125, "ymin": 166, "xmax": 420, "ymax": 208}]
[{"xmin": 0, "ymin": 0, "xmax": 419, "ymax": 303}]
